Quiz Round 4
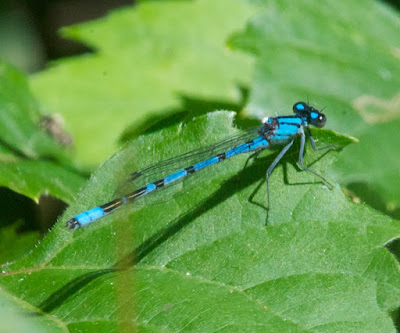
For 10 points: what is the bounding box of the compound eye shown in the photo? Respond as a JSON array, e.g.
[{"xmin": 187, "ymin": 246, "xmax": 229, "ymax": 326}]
[
  {"xmin": 294, "ymin": 102, "xmax": 306, "ymax": 111},
  {"xmin": 293, "ymin": 102, "xmax": 309, "ymax": 115}
]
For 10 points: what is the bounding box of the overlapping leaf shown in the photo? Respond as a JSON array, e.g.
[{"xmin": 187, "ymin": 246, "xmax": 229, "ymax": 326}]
[
  {"xmin": 1, "ymin": 112, "xmax": 398, "ymax": 331},
  {"xmin": 30, "ymin": 0, "xmax": 255, "ymax": 167},
  {"xmin": 229, "ymin": 0, "xmax": 400, "ymax": 214},
  {"xmin": 0, "ymin": 62, "xmax": 85, "ymax": 203},
  {"xmin": 1, "ymin": 0, "xmax": 400, "ymax": 331}
]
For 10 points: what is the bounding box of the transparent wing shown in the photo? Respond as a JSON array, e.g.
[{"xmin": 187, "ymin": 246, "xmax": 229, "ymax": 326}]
[{"xmin": 115, "ymin": 125, "xmax": 264, "ymax": 199}]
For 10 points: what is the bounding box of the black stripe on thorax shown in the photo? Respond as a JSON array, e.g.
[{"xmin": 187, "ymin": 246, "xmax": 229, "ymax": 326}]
[{"xmin": 278, "ymin": 121, "xmax": 301, "ymax": 127}]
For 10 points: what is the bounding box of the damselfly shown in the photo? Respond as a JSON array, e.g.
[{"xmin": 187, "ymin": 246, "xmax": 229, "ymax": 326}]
[{"xmin": 66, "ymin": 102, "xmax": 332, "ymax": 230}]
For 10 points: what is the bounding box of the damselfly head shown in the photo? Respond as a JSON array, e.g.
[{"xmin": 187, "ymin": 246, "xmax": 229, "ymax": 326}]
[{"xmin": 293, "ymin": 102, "xmax": 326, "ymax": 128}]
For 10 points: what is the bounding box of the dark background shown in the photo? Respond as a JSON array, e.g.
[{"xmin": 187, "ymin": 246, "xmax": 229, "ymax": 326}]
[
  {"xmin": 0, "ymin": 0, "xmax": 133, "ymax": 73},
  {"xmin": 1, "ymin": 0, "xmax": 399, "ymax": 74}
]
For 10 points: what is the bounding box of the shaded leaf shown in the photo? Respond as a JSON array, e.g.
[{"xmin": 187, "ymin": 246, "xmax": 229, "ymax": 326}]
[{"xmin": 0, "ymin": 220, "xmax": 39, "ymax": 266}]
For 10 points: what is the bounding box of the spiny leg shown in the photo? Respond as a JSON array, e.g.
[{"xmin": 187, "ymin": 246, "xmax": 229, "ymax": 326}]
[
  {"xmin": 266, "ymin": 140, "xmax": 294, "ymax": 211},
  {"xmin": 299, "ymin": 128, "xmax": 332, "ymax": 188}
]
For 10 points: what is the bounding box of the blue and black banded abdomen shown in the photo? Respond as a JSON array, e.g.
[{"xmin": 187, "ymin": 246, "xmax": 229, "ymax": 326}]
[
  {"xmin": 66, "ymin": 197, "xmax": 129, "ymax": 229},
  {"xmin": 66, "ymin": 135, "xmax": 269, "ymax": 229}
]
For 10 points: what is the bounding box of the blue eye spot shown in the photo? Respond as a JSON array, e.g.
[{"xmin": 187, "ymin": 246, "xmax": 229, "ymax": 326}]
[
  {"xmin": 310, "ymin": 112, "xmax": 318, "ymax": 119},
  {"xmin": 296, "ymin": 103, "xmax": 305, "ymax": 111}
]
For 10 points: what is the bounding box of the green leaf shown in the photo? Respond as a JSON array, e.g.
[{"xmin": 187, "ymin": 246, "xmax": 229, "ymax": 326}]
[
  {"xmin": 0, "ymin": 155, "xmax": 85, "ymax": 204},
  {"xmin": 0, "ymin": 62, "xmax": 66, "ymax": 160},
  {"xmin": 30, "ymin": 0, "xmax": 255, "ymax": 168},
  {"xmin": 0, "ymin": 62, "xmax": 86, "ymax": 203},
  {"xmin": 331, "ymin": 120, "xmax": 400, "ymax": 213},
  {"xmin": 229, "ymin": 0, "xmax": 400, "ymax": 213},
  {"xmin": 0, "ymin": 220, "xmax": 39, "ymax": 266},
  {"xmin": 1, "ymin": 113, "xmax": 398, "ymax": 331},
  {"xmin": 0, "ymin": 288, "xmax": 64, "ymax": 332}
]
